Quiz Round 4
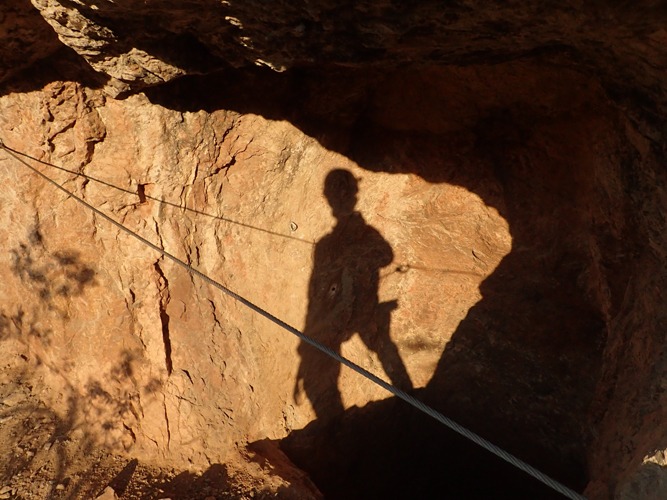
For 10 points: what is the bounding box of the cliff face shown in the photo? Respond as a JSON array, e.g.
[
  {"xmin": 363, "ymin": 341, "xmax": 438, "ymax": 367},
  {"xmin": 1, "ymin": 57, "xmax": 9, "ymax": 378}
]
[{"xmin": 1, "ymin": 1, "xmax": 667, "ymax": 498}]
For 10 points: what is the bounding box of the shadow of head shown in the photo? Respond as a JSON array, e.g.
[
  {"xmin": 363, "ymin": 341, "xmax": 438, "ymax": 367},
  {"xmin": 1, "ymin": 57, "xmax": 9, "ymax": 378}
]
[{"xmin": 324, "ymin": 168, "xmax": 359, "ymax": 218}]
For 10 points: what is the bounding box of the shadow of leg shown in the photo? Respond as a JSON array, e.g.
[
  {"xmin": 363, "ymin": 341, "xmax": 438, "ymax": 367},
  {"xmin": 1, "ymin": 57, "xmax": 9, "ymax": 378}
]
[
  {"xmin": 296, "ymin": 344, "xmax": 345, "ymax": 421},
  {"xmin": 362, "ymin": 300, "xmax": 413, "ymax": 391}
]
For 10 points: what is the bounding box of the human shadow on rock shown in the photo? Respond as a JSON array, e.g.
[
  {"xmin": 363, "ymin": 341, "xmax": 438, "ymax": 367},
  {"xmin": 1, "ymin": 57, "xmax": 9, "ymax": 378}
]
[{"xmin": 293, "ymin": 169, "xmax": 412, "ymax": 422}]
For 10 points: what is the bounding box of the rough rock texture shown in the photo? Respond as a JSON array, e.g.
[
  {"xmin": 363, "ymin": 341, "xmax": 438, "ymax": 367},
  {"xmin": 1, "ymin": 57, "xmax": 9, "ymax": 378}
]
[{"xmin": 1, "ymin": 1, "xmax": 667, "ymax": 499}]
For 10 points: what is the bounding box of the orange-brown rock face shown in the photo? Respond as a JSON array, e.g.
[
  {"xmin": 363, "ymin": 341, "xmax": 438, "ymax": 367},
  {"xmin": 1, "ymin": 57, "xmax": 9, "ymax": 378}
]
[{"xmin": 1, "ymin": 2, "xmax": 667, "ymax": 499}]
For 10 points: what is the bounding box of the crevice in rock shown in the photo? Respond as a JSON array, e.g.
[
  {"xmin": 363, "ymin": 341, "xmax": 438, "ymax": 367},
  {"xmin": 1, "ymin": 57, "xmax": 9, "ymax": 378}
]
[
  {"xmin": 159, "ymin": 304, "xmax": 173, "ymax": 376},
  {"xmin": 154, "ymin": 261, "xmax": 173, "ymax": 376},
  {"xmin": 208, "ymin": 138, "xmax": 253, "ymax": 178},
  {"xmin": 163, "ymin": 399, "xmax": 171, "ymax": 450},
  {"xmin": 122, "ymin": 423, "xmax": 137, "ymax": 446},
  {"xmin": 208, "ymin": 299, "xmax": 223, "ymax": 331},
  {"xmin": 137, "ymin": 184, "xmax": 147, "ymax": 204}
]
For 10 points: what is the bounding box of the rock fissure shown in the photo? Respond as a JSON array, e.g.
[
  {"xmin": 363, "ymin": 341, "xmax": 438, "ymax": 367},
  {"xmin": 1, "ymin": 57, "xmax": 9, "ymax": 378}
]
[
  {"xmin": 153, "ymin": 260, "xmax": 173, "ymax": 377},
  {"xmin": 162, "ymin": 398, "xmax": 172, "ymax": 451}
]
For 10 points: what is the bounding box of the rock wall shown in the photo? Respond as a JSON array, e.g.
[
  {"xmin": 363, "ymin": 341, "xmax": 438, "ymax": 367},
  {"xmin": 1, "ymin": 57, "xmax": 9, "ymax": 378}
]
[{"xmin": 1, "ymin": 1, "xmax": 667, "ymax": 498}]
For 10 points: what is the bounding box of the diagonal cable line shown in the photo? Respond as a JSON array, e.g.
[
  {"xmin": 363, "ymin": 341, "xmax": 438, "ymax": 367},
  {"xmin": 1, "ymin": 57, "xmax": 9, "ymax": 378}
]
[
  {"xmin": 0, "ymin": 139, "xmax": 586, "ymax": 500},
  {"xmin": 2, "ymin": 143, "xmax": 313, "ymax": 245}
]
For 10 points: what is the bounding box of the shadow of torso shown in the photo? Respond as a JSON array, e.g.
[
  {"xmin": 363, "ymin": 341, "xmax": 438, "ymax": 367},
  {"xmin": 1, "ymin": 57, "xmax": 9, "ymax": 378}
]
[{"xmin": 295, "ymin": 211, "xmax": 395, "ymax": 419}]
